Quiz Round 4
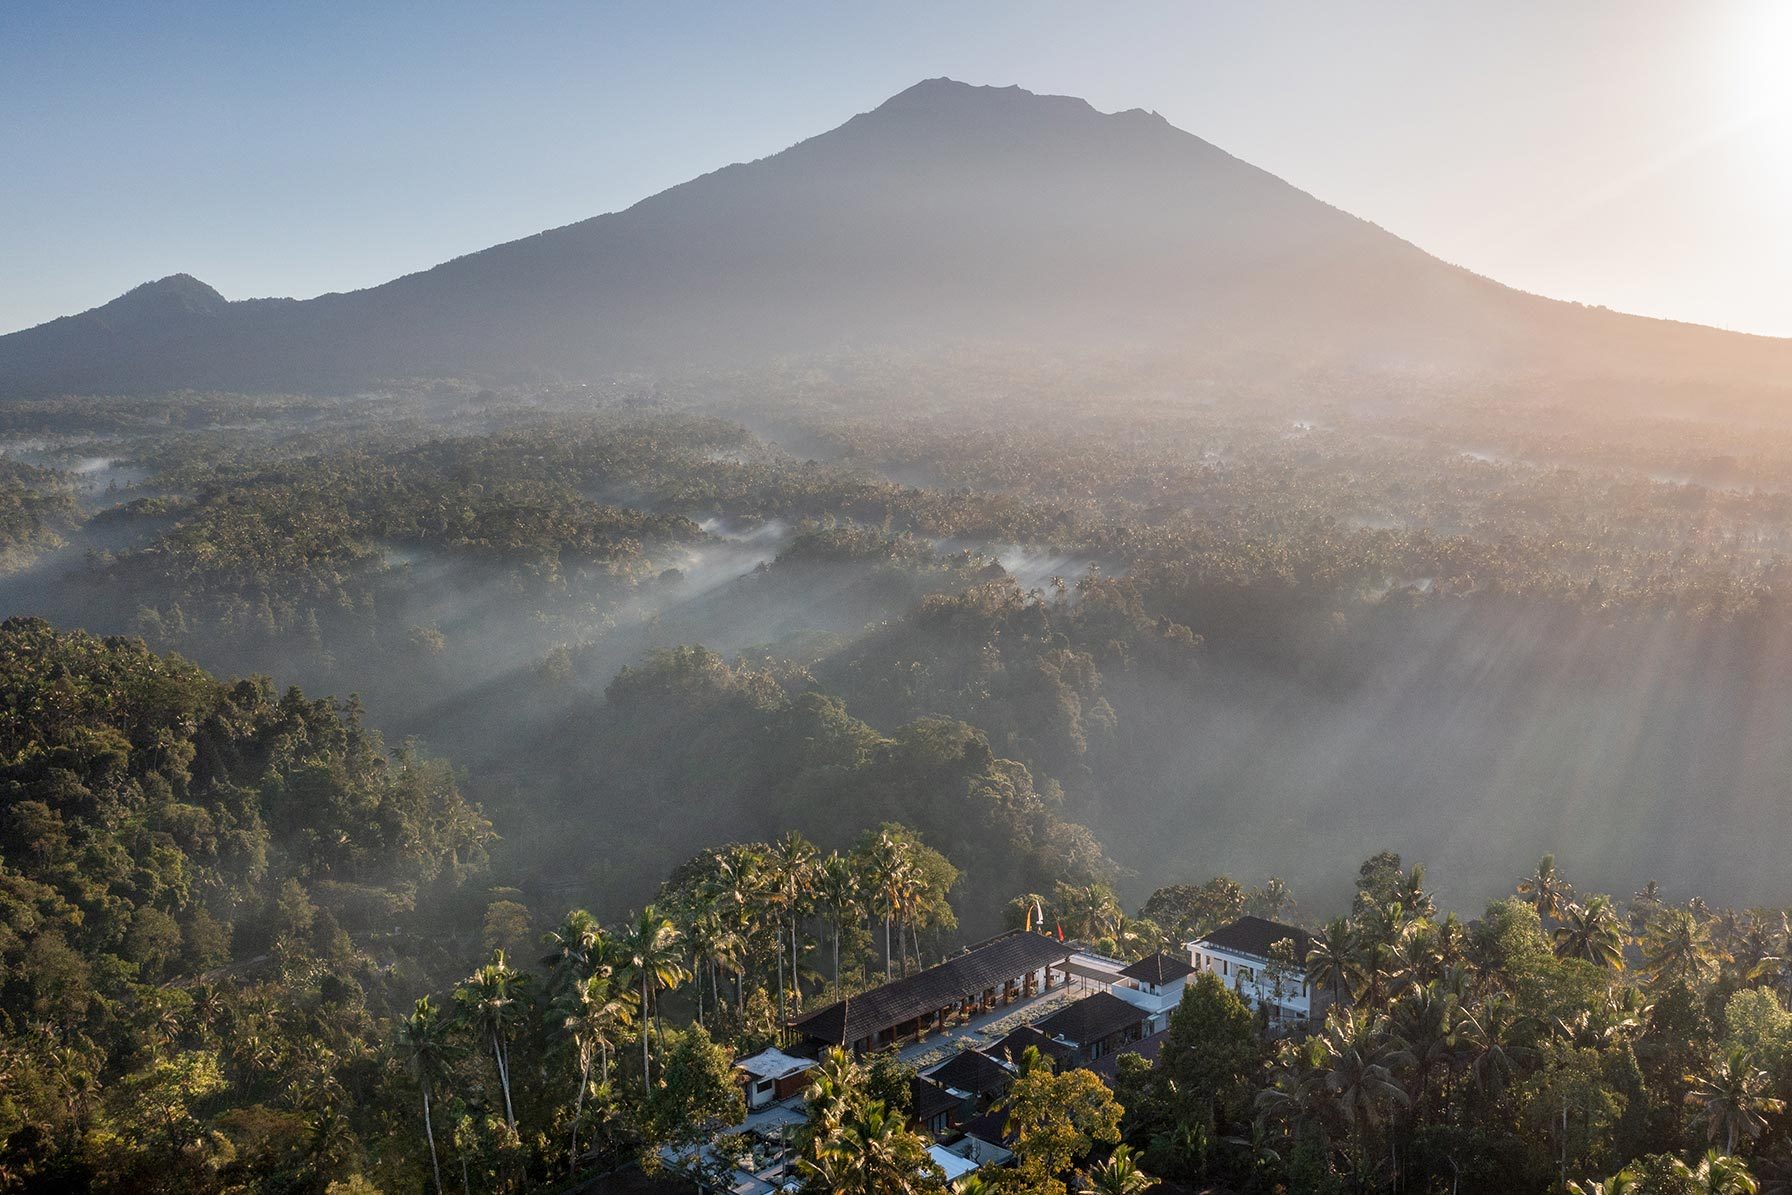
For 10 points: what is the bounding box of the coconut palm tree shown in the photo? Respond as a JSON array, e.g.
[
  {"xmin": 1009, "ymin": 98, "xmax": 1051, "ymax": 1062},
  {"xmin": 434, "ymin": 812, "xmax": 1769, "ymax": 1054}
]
[
  {"xmin": 794, "ymin": 1046, "xmax": 869, "ymax": 1166},
  {"xmin": 453, "ymin": 951, "xmax": 528, "ymax": 1133},
  {"xmin": 1553, "ymin": 896, "xmax": 1627, "ymax": 970},
  {"xmin": 540, "ymin": 908, "xmax": 605, "ymax": 996},
  {"xmin": 681, "ymin": 905, "xmax": 740, "ymax": 1029},
  {"xmin": 696, "ymin": 845, "xmax": 760, "ymax": 1010},
  {"xmin": 396, "ymin": 995, "xmax": 457, "ymax": 1195},
  {"xmin": 1086, "ymin": 1143, "xmax": 1159, "ymax": 1193},
  {"xmin": 1688, "ymin": 1049, "xmax": 1785, "ymax": 1155},
  {"xmin": 1518, "ymin": 854, "xmax": 1574, "ymax": 923},
  {"xmin": 1312, "ymin": 1009, "xmax": 1412, "ymax": 1177},
  {"xmin": 1395, "ymin": 864, "xmax": 1436, "ymax": 921},
  {"xmin": 615, "ymin": 904, "xmax": 689, "ymax": 1094},
  {"xmin": 1690, "ymin": 1148, "xmax": 1760, "ymax": 1194},
  {"xmin": 551, "ymin": 972, "xmax": 635, "ymax": 1172},
  {"xmin": 773, "ymin": 831, "xmax": 818, "ymax": 1014},
  {"xmin": 1645, "ymin": 907, "xmax": 1718, "ymax": 989},
  {"xmin": 817, "ymin": 851, "xmax": 862, "ymax": 987},
  {"xmin": 1390, "ymin": 984, "xmax": 1462, "ymax": 1122},
  {"xmin": 1306, "ymin": 917, "xmax": 1355, "ymax": 1007},
  {"xmin": 803, "ymin": 1101, "xmax": 944, "ymax": 1195},
  {"xmin": 863, "ymin": 830, "xmax": 913, "ymax": 980},
  {"xmin": 1457, "ymin": 995, "xmax": 1535, "ymax": 1104}
]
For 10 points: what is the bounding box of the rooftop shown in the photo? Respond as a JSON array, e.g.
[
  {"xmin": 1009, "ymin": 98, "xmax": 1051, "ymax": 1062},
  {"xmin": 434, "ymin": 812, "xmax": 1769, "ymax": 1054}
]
[
  {"xmin": 922, "ymin": 1047, "xmax": 1015, "ymax": 1097},
  {"xmin": 1192, "ymin": 915, "xmax": 1316, "ymax": 965},
  {"xmin": 910, "ymin": 1076, "xmax": 961, "ymax": 1125},
  {"xmin": 988, "ymin": 1024, "xmax": 1077, "ymax": 1068},
  {"xmin": 789, "ymin": 931, "xmax": 1071, "ymax": 1046},
  {"xmin": 1033, "ymin": 991, "xmax": 1151, "ymax": 1046},
  {"xmin": 734, "ymin": 1047, "xmax": 815, "ymax": 1083},
  {"xmin": 1087, "ymin": 1028, "xmax": 1170, "ymax": 1081},
  {"xmin": 1118, "ymin": 951, "xmax": 1196, "ymax": 986}
]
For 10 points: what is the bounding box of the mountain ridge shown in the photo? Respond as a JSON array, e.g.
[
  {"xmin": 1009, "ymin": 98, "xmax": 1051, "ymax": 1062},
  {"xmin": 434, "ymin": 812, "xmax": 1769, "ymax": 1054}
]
[{"xmin": 4, "ymin": 77, "xmax": 1789, "ymax": 397}]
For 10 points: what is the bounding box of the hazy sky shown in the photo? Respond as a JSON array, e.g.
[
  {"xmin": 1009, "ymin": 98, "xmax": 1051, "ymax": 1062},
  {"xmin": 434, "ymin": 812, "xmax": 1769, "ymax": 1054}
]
[{"xmin": 4, "ymin": 1, "xmax": 1790, "ymax": 336}]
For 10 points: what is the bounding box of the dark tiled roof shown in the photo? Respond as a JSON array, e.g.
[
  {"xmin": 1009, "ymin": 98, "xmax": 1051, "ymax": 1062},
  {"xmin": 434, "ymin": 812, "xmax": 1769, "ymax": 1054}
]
[
  {"xmin": 958, "ymin": 1107, "xmax": 1013, "ymax": 1146},
  {"xmin": 1087, "ymin": 1029, "xmax": 1170, "ymax": 1081},
  {"xmin": 1033, "ymin": 992, "xmax": 1148, "ymax": 1047},
  {"xmin": 1194, "ymin": 916, "xmax": 1315, "ymax": 965},
  {"xmin": 1118, "ymin": 952, "xmax": 1196, "ymax": 985},
  {"xmin": 909, "ymin": 1077, "xmax": 961, "ymax": 1124},
  {"xmin": 923, "ymin": 1048, "xmax": 1014, "ymax": 1097},
  {"xmin": 988, "ymin": 1024, "xmax": 1076, "ymax": 1068},
  {"xmin": 790, "ymin": 931, "xmax": 1070, "ymax": 1046}
]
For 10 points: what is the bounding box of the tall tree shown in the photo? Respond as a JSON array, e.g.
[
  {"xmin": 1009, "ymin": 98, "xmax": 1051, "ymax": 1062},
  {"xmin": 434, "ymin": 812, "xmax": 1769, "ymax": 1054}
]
[
  {"xmin": 615, "ymin": 904, "xmax": 689, "ymax": 1095},
  {"xmin": 1687, "ymin": 1049, "xmax": 1784, "ymax": 1155},
  {"xmin": 396, "ymin": 996, "xmax": 456, "ymax": 1195},
  {"xmin": 1518, "ymin": 854, "xmax": 1575, "ymax": 924},
  {"xmin": 817, "ymin": 851, "xmax": 862, "ymax": 987},
  {"xmin": 1000, "ymin": 1046, "xmax": 1125, "ymax": 1195},
  {"xmin": 551, "ymin": 972, "xmax": 634, "ymax": 1172},
  {"xmin": 453, "ymin": 951, "xmax": 528, "ymax": 1133},
  {"xmin": 1554, "ymin": 896, "xmax": 1628, "ymax": 970},
  {"xmin": 1645, "ymin": 908, "xmax": 1718, "ymax": 989}
]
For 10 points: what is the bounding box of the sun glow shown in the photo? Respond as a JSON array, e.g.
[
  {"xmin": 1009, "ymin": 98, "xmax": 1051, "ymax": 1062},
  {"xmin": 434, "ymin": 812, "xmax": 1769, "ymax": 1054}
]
[{"xmin": 1732, "ymin": 2, "xmax": 1792, "ymax": 120}]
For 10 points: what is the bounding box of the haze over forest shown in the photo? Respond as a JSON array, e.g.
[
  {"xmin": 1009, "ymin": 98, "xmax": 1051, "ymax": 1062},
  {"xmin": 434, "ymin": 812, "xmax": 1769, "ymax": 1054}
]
[{"xmin": 7, "ymin": 66, "xmax": 1792, "ymax": 1193}]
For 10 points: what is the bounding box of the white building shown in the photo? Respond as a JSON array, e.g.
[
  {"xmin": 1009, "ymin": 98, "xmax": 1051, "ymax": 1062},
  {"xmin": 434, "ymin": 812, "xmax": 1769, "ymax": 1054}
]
[
  {"xmin": 1107, "ymin": 951, "xmax": 1197, "ymax": 1033},
  {"xmin": 1186, "ymin": 915, "xmax": 1326, "ymax": 1028},
  {"xmin": 734, "ymin": 1047, "xmax": 815, "ymax": 1110}
]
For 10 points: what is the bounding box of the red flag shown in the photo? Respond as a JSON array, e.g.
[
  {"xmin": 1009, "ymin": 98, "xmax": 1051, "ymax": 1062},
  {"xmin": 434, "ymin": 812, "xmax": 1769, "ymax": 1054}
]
[{"xmin": 1055, "ymin": 921, "xmax": 1065, "ymax": 942}]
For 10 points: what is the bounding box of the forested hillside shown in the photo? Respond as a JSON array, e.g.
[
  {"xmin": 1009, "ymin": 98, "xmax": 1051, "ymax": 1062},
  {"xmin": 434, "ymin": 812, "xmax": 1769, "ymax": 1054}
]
[{"xmin": 0, "ymin": 618, "xmax": 491, "ymax": 1190}]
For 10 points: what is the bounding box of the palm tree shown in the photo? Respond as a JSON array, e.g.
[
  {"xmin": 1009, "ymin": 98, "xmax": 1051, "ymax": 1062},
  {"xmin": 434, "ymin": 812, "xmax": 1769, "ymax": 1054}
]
[
  {"xmin": 1690, "ymin": 1148, "xmax": 1760, "ymax": 1194},
  {"xmin": 817, "ymin": 852, "xmax": 862, "ymax": 987},
  {"xmin": 540, "ymin": 908, "xmax": 605, "ymax": 995},
  {"xmin": 863, "ymin": 830, "xmax": 912, "ymax": 981},
  {"xmin": 1306, "ymin": 917, "xmax": 1354, "ymax": 1007},
  {"xmin": 681, "ymin": 905, "xmax": 740, "ymax": 1029},
  {"xmin": 1312, "ymin": 1009, "xmax": 1412, "ymax": 1176},
  {"xmin": 1457, "ymin": 995, "xmax": 1535, "ymax": 1104},
  {"xmin": 453, "ymin": 950, "xmax": 528, "ymax": 1133},
  {"xmin": 1058, "ymin": 882, "xmax": 1123, "ymax": 944},
  {"xmin": 552, "ymin": 972, "xmax": 635, "ymax": 1173},
  {"xmin": 1086, "ymin": 1143, "xmax": 1159, "ymax": 1193},
  {"xmin": 1553, "ymin": 896, "xmax": 1627, "ymax": 970},
  {"xmin": 773, "ymin": 831, "xmax": 818, "ymax": 1017},
  {"xmin": 615, "ymin": 904, "xmax": 689, "ymax": 1094},
  {"xmin": 1395, "ymin": 863, "xmax": 1436, "ymax": 921},
  {"xmin": 1518, "ymin": 854, "xmax": 1574, "ymax": 923},
  {"xmin": 1688, "ymin": 1049, "xmax": 1785, "ymax": 1155},
  {"xmin": 1645, "ymin": 907, "xmax": 1718, "ymax": 988},
  {"xmin": 1627, "ymin": 881, "xmax": 1665, "ymax": 936},
  {"xmin": 795, "ymin": 1046, "xmax": 869, "ymax": 1166},
  {"xmin": 803, "ymin": 1101, "xmax": 944, "ymax": 1195},
  {"xmin": 696, "ymin": 845, "xmax": 759, "ymax": 1010},
  {"xmin": 1390, "ymin": 984, "xmax": 1462, "ymax": 1123},
  {"xmin": 396, "ymin": 996, "xmax": 456, "ymax": 1195}
]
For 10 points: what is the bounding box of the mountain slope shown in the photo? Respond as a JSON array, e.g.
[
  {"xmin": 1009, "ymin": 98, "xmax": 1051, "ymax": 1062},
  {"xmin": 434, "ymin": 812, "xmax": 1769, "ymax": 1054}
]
[{"xmin": 4, "ymin": 78, "xmax": 1789, "ymax": 396}]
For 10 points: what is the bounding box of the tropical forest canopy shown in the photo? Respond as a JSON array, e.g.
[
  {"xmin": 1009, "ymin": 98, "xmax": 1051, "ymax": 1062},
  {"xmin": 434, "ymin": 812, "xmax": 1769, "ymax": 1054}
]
[{"xmin": 2, "ymin": 321, "xmax": 1792, "ymax": 1193}]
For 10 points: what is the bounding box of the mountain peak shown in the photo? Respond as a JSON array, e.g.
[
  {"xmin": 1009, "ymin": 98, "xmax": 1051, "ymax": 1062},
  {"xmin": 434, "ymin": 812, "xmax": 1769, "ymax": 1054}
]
[
  {"xmin": 873, "ymin": 77, "xmax": 1092, "ymax": 117},
  {"xmin": 115, "ymin": 273, "xmax": 226, "ymax": 308},
  {"xmin": 92, "ymin": 274, "xmax": 228, "ymax": 326}
]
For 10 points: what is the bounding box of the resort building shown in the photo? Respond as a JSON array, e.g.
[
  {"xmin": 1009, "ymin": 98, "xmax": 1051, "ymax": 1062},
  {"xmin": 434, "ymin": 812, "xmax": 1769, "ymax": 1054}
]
[
  {"xmin": 1186, "ymin": 915, "xmax": 1325, "ymax": 1027},
  {"xmin": 733, "ymin": 1047, "xmax": 815, "ymax": 1111},
  {"xmin": 1108, "ymin": 950, "xmax": 1197, "ymax": 1033},
  {"xmin": 1028, "ymin": 991, "xmax": 1152, "ymax": 1065},
  {"xmin": 921, "ymin": 1046, "xmax": 1016, "ymax": 1114},
  {"xmin": 786, "ymin": 930, "xmax": 1073, "ymax": 1055}
]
